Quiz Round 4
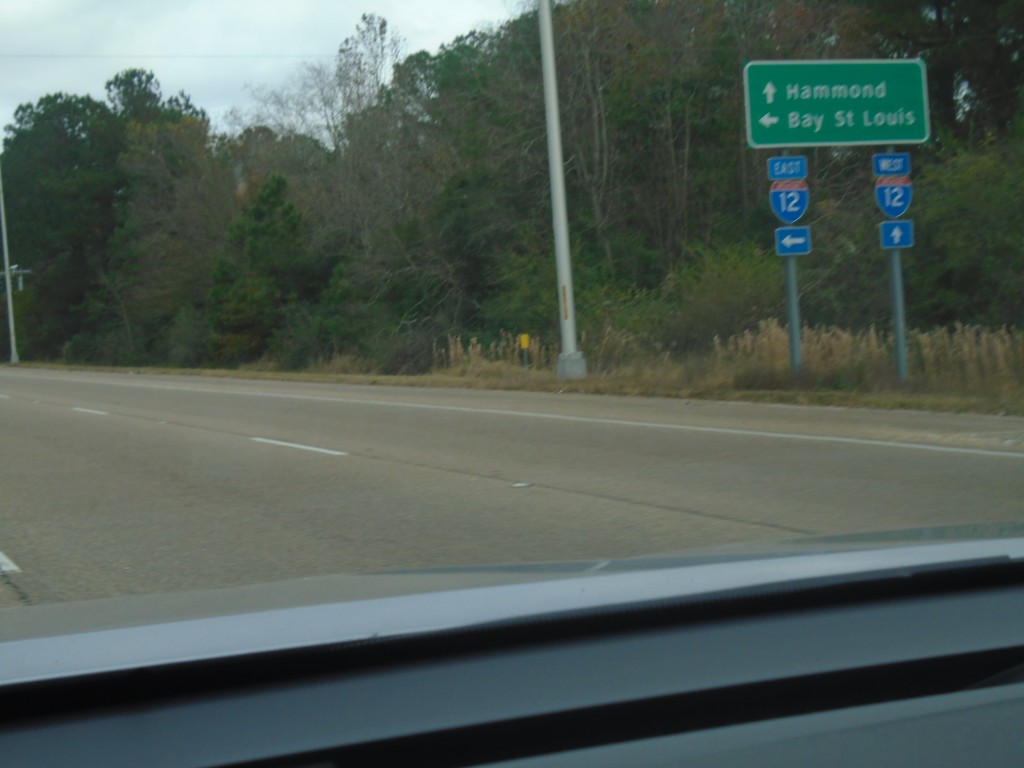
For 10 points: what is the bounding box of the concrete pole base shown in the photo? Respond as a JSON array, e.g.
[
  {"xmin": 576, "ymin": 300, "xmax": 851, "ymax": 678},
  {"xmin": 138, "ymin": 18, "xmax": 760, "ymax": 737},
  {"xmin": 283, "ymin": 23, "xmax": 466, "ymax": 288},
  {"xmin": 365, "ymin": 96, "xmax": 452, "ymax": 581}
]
[{"xmin": 556, "ymin": 351, "xmax": 587, "ymax": 380}]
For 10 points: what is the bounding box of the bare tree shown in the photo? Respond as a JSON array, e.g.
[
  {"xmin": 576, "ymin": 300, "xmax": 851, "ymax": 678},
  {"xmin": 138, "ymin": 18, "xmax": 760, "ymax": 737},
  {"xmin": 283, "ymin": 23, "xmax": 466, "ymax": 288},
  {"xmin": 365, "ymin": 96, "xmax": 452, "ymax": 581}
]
[{"xmin": 246, "ymin": 14, "xmax": 404, "ymax": 152}]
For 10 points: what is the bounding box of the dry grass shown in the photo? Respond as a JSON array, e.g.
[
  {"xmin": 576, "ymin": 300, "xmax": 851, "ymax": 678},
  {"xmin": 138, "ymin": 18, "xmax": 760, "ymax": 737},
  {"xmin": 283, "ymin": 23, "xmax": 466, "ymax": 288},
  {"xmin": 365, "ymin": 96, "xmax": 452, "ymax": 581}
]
[
  {"xmin": 433, "ymin": 331, "xmax": 558, "ymax": 374},
  {"xmin": 429, "ymin": 321, "xmax": 1024, "ymax": 412},
  {"xmin": 433, "ymin": 321, "xmax": 1024, "ymax": 395}
]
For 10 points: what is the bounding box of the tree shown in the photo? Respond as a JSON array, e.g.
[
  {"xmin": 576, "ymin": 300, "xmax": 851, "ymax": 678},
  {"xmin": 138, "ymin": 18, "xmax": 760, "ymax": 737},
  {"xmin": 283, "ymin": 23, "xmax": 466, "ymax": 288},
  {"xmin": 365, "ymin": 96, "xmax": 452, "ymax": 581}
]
[
  {"xmin": 106, "ymin": 68, "xmax": 208, "ymax": 126},
  {"xmin": 2, "ymin": 70, "xmax": 218, "ymax": 361},
  {"xmin": 1, "ymin": 93, "xmax": 123, "ymax": 357},
  {"xmin": 841, "ymin": 0, "xmax": 1024, "ymax": 140},
  {"xmin": 909, "ymin": 128, "xmax": 1024, "ymax": 326},
  {"xmin": 106, "ymin": 69, "xmax": 164, "ymax": 123},
  {"xmin": 92, "ymin": 71, "xmax": 219, "ymax": 362},
  {"xmin": 249, "ymin": 13, "xmax": 403, "ymax": 151},
  {"xmin": 209, "ymin": 174, "xmax": 315, "ymax": 363},
  {"xmin": 108, "ymin": 115, "xmax": 235, "ymax": 360}
]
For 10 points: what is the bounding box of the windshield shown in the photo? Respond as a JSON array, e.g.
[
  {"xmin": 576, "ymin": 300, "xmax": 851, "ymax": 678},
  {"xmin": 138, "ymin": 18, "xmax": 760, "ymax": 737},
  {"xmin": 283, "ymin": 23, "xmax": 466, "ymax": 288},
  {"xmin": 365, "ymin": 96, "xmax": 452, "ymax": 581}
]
[{"xmin": 1, "ymin": 0, "xmax": 1022, "ymax": 630}]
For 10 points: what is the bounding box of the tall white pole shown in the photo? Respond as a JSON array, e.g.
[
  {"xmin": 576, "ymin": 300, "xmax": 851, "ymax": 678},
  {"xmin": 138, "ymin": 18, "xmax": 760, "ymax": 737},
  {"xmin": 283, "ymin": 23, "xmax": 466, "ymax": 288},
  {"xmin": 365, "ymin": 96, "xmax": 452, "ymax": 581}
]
[
  {"xmin": 0, "ymin": 155, "xmax": 19, "ymax": 365},
  {"xmin": 539, "ymin": 0, "xmax": 586, "ymax": 379}
]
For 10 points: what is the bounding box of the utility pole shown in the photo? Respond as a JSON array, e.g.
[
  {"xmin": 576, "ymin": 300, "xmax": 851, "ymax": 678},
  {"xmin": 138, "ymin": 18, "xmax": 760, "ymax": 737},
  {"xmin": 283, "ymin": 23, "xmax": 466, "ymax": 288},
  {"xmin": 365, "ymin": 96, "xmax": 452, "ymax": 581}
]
[
  {"xmin": 0, "ymin": 154, "xmax": 19, "ymax": 364},
  {"xmin": 539, "ymin": 0, "xmax": 586, "ymax": 380}
]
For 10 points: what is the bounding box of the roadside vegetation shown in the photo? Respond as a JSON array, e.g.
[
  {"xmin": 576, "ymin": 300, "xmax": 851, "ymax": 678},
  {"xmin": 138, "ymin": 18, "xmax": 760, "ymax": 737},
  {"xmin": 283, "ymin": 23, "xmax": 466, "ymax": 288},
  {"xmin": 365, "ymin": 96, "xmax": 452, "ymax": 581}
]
[
  {"xmin": 2, "ymin": 1, "xmax": 1022, "ymax": 414},
  {"xmin": 22, "ymin": 320, "xmax": 1024, "ymax": 415},
  {"xmin": 422, "ymin": 322, "xmax": 1024, "ymax": 412}
]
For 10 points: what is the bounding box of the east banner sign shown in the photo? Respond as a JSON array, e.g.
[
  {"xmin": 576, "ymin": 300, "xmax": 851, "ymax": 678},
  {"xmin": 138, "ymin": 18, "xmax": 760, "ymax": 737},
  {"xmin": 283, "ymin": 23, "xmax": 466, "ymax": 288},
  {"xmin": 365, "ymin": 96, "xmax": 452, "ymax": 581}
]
[{"xmin": 744, "ymin": 60, "xmax": 930, "ymax": 148}]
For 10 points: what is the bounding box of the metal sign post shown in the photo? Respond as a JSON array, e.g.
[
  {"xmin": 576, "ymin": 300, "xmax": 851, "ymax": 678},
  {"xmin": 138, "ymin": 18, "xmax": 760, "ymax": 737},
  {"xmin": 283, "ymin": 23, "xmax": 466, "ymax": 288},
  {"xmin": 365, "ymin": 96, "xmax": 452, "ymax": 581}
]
[
  {"xmin": 887, "ymin": 251, "xmax": 908, "ymax": 381},
  {"xmin": 879, "ymin": 220, "xmax": 914, "ymax": 382},
  {"xmin": 0, "ymin": 154, "xmax": 19, "ymax": 365},
  {"xmin": 874, "ymin": 151, "xmax": 914, "ymax": 382},
  {"xmin": 539, "ymin": 0, "xmax": 586, "ymax": 380},
  {"xmin": 768, "ymin": 157, "xmax": 810, "ymax": 375},
  {"xmin": 782, "ymin": 255, "xmax": 803, "ymax": 374}
]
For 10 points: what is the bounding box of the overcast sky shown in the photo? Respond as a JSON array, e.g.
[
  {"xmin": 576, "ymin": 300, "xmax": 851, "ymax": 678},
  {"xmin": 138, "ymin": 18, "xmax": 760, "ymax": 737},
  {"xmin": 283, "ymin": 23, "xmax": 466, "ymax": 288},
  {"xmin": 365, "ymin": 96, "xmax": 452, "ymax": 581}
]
[{"xmin": 1, "ymin": 0, "xmax": 525, "ymax": 133}]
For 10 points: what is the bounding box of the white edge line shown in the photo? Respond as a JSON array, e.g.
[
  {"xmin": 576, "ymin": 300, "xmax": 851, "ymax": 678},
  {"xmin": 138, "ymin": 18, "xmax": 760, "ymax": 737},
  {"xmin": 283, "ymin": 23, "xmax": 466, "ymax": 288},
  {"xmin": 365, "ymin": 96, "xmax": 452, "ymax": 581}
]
[
  {"xmin": 0, "ymin": 551, "xmax": 21, "ymax": 573},
  {"xmin": 238, "ymin": 398, "xmax": 1024, "ymax": 460},
  {"xmin": 10, "ymin": 372, "xmax": 1023, "ymax": 460},
  {"xmin": 0, "ymin": 393, "xmax": 9, "ymax": 399},
  {"xmin": 250, "ymin": 437, "xmax": 348, "ymax": 457},
  {"xmin": 72, "ymin": 407, "xmax": 109, "ymax": 416}
]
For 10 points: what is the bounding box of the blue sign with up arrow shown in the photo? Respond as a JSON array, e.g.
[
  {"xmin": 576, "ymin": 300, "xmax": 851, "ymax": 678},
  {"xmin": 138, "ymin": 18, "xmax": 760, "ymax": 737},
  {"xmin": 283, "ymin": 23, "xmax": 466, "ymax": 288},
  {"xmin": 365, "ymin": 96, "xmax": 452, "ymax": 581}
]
[
  {"xmin": 776, "ymin": 226, "xmax": 811, "ymax": 256},
  {"xmin": 880, "ymin": 221, "xmax": 914, "ymax": 249}
]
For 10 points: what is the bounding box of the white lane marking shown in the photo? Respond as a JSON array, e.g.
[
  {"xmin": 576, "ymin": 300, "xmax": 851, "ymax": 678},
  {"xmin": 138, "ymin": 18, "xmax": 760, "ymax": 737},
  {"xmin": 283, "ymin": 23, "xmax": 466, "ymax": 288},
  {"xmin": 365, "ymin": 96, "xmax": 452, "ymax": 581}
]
[
  {"xmin": 72, "ymin": 407, "xmax": 110, "ymax": 416},
  {"xmin": 8, "ymin": 372, "xmax": 1024, "ymax": 460},
  {"xmin": 248, "ymin": 395, "xmax": 1023, "ymax": 459},
  {"xmin": 0, "ymin": 551, "xmax": 21, "ymax": 573},
  {"xmin": 0, "ymin": 393, "xmax": 9, "ymax": 399},
  {"xmin": 250, "ymin": 437, "xmax": 348, "ymax": 456}
]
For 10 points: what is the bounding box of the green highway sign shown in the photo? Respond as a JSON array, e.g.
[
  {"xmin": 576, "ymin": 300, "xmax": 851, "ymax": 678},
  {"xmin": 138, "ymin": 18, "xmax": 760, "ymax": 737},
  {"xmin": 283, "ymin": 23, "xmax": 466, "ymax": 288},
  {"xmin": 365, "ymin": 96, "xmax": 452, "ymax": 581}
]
[{"xmin": 744, "ymin": 60, "xmax": 930, "ymax": 148}]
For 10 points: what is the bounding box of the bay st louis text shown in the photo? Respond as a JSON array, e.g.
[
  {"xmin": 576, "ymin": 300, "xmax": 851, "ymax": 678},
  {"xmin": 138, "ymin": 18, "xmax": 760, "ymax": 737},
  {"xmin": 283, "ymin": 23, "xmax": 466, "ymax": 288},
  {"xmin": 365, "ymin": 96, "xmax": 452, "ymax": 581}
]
[{"xmin": 785, "ymin": 80, "xmax": 917, "ymax": 132}]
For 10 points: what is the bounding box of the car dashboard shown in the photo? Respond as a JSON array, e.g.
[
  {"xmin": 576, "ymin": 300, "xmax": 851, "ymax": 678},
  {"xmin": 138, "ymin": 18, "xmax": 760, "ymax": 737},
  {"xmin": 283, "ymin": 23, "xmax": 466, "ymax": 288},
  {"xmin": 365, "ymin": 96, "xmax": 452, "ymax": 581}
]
[{"xmin": 2, "ymin": 540, "xmax": 1024, "ymax": 767}]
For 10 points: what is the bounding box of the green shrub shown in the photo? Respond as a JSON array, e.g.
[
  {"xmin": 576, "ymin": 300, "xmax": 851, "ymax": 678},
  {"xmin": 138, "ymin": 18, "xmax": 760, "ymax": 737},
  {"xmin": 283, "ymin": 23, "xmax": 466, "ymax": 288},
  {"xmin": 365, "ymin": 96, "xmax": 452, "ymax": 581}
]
[{"xmin": 653, "ymin": 244, "xmax": 784, "ymax": 354}]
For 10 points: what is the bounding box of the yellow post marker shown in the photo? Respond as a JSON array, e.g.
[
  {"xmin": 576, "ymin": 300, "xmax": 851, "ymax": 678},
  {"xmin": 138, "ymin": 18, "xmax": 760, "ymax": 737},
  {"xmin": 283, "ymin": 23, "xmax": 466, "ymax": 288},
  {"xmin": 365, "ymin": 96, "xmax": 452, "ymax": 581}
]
[{"xmin": 519, "ymin": 334, "xmax": 531, "ymax": 368}]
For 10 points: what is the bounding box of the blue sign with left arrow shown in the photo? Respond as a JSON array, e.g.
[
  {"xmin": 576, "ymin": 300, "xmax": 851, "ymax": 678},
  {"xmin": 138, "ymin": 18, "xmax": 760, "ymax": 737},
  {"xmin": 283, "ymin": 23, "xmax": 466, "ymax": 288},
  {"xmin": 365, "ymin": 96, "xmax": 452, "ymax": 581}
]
[
  {"xmin": 776, "ymin": 226, "xmax": 812, "ymax": 256},
  {"xmin": 880, "ymin": 221, "xmax": 914, "ymax": 249}
]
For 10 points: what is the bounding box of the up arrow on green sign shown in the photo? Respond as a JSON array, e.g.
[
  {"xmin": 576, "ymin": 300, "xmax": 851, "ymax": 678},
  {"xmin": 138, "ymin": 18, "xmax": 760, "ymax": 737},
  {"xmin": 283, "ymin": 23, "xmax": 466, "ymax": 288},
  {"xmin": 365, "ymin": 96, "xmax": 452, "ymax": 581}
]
[{"xmin": 744, "ymin": 60, "xmax": 930, "ymax": 148}]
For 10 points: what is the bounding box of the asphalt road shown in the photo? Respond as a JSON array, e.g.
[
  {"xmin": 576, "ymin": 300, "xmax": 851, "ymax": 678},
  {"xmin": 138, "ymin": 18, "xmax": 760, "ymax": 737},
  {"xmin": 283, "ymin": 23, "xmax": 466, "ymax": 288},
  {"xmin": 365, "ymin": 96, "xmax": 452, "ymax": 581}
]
[{"xmin": 1, "ymin": 367, "xmax": 1023, "ymax": 608}]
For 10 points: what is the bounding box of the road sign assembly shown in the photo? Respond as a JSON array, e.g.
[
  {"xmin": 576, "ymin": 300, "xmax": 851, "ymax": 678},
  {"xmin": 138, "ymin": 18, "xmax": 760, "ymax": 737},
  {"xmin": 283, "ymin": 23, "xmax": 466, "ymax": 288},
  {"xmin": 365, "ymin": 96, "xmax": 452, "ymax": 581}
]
[{"xmin": 747, "ymin": 60, "xmax": 930, "ymax": 381}]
